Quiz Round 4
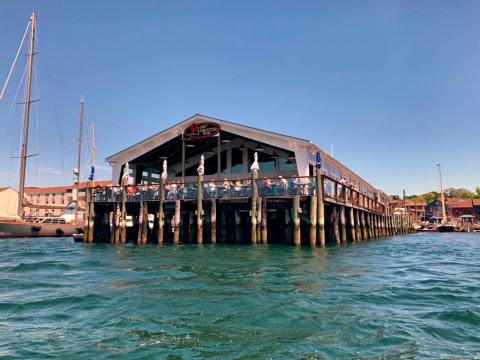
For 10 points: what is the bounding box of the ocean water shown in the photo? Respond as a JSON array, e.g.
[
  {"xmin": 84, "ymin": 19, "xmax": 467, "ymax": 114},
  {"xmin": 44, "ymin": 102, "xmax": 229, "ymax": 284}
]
[{"xmin": 0, "ymin": 233, "xmax": 479, "ymax": 359}]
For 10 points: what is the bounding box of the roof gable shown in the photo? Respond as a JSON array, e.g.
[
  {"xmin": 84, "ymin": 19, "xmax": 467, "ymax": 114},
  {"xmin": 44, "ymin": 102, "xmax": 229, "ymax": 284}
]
[{"xmin": 106, "ymin": 114, "xmax": 310, "ymax": 164}]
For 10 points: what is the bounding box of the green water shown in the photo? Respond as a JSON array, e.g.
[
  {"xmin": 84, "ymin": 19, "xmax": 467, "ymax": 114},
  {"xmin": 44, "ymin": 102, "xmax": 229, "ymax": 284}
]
[{"xmin": 0, "ymin": 233, "xmax": 479, "ymax": 359}]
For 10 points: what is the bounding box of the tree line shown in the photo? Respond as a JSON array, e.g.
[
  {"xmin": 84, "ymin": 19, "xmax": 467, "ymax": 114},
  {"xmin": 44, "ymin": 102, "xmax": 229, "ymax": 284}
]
[{"xmin": 400, "ymin": 188, "xmax": 480, "ymax": 204}]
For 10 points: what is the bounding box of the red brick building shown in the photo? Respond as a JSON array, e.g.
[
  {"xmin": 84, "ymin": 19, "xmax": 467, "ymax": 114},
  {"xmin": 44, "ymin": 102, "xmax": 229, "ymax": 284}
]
[{"xmin": 445, "ymin": 198, "xmax": 475, "ymax": 220}]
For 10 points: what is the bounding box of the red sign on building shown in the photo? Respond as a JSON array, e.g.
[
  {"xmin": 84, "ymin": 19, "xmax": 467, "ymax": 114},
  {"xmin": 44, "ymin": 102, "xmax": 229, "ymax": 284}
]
[{"xmin": 183, "ymin": 122, "xmax": 220, "ymax": 140}]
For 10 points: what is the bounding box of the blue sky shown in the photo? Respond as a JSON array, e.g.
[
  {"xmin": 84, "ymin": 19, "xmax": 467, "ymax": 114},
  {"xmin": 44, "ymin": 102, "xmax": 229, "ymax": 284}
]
[{"xmin": 0, "ymin": 0, "xmax": 479, "ymax": 195}]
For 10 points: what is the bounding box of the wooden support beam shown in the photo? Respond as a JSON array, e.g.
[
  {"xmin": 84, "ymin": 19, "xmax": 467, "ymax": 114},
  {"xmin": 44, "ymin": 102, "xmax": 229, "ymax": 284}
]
[
  {"xmin": 309, "ymin": 195, "xmax": 317, "ymax": 246},
  {"xmin": 292, "ymin": 195, "xmax": 301, "ymax": 246},
  {"xmin": 197, "ymin": 176, "xmax": 203, "ymax": 244},
  {"xmin": 157, "ymin": 180, "xmax": 165, "ymax": 244},
  {"xmin": 142, "ymin": 201, "xmax": 148, "ymax": 244},
  {"xmin": 174, "ymin": 199, "xmax": 181, "ymax": 244},
  {"xmin": 284, "ymin": 208, "xmax": 292, "ymax": 245},
  {"xmin": 355, "ymin": 209, "xmax": 362, "ymax": 241},
  {"xmin": 87, "ymin": 200, "xmax": 95, "ymax": 243},
  {"xmin": 211, "ymin": 199, "xmax": 217, "ymax": 244},
  {"xmin": 137, "ymin": 201, "xmax": 144, "ymax": 245},
  {"xmin": 109, "ymin": 211, "xmax": 114, "ymax": 244},
  {"xmin": 332, "ymin": 205, "xmax": 340, "ymax": 245},
  {"xmin": 316, "ymin": 172, "xmax": 325, "ymax": 247},
  {"xmin": 339, "ymin": 205, "xmax": 347, "ymax": 244},
  {"xmin": 120, "ymin": 183, "xmax": 127, "ymax": 244},
  {"xmin": 251, "ymin": 171, "xmax": 258, "ymax": 245},
  {"xmin": 361, "ymin": 210, "xmax": 368, "ymax": 240},
  {"xmin": 261, "ymin": 197, "xmax": 268, "ymax": 245},
  {"xmin": 83, "ymin": 185, "xmax": 91, "ymax": 243},
  {"xmin": 349, "ymin": 206, "xmax": 356, "ymax": 242},
  {"xmin": 114, "ymin": 203, "xmax": 120, "ymax": 244},
  {"xmin": 257, "ymin": 197, "xmax": 262, "ymax": 242}
]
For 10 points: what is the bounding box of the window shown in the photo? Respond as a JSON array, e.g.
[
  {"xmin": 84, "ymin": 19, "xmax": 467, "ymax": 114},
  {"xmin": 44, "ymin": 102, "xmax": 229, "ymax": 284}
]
[
  {"xmin": 279, "ymin": 158, "xmax": 297, "ymax": 173},
  {"xmin": 248, "ymin": 150, "xmax": 276, "ymax": 173},
  {"xmin": 231, "ymin": 148, "xmax": 244, "ymax": 174},
  {"xmin": 52, "ymin": 193, "xmax": 56, "ymax": 204},
  {"xmin": 61, "ymin": 192, "xmax": 65, "ymax": 204},
  {"xmin": 45, "ymin": 193, "xmax": 49, "ymax": 204}
]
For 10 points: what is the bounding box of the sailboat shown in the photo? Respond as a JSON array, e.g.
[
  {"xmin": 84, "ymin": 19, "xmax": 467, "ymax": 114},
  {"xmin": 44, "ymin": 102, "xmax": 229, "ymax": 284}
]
[
  {"xmin": 435, "ymin": 164, "xmax": 456, "ymax": 233},
  {"xmin": 0, "ymin": 12, "xmax": 83, "ymax": 238}
]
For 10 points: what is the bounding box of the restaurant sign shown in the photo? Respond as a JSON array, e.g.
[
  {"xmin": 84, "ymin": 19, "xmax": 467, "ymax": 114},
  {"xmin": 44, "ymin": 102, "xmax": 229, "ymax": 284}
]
[{"xmin": 183, "ymin": 122, "xmax": 220, "ymax": 140}]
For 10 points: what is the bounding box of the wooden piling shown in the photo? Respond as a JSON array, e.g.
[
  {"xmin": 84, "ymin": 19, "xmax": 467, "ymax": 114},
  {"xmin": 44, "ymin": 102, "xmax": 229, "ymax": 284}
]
[
  {"xmin": 83, "ymin": 185, "xmax": 91, "ymax": 242},
  {"xmin": 137, "ymin": 201, "xmax": 144, "ymax": 245},
  {"xmin": 87, "ymin": 200, "xmax": 95, "ymax": 243},
  {"xmin": 251, "ymin": 171, "xmax": 258, "ymax": 245},
  {"xmin": 332, "ymin": 205, "xmax": 340, "ymax": 245},
  {"xmin": 261, "ymin": 197, "xmax": 268, "ymax": 244},
  {"xmin": 197, "ymin": 176, "xmax": 203, "ymax": 244},
  {"xmin": 309, "ymin": 195, "xmax": 317, "ymax": 246},
  {"xmin": 174, "ymin": 199, "xmax": 181, "ymax": 244},
  {"xmin": 188, "ymin": 210, "xmax": 195, "ymax": 243},
  {"xmin": 157, "ymin": 180, "xmax": 165, "ymax": 244},
  {"xmin": 257, "ymin": 197, "xmax": 262, "ymax": 242},
  {"xmin": 316, "ymin": 171, "xmax": 325, "ymax": 247},
  {"xmin": 114, "ymin": 203, "xmax": 120, "ymax": 244},
  {"xmin": 339, "ymin": 205, "xmax": 347, "ymax": 244},
  {"xmin": 293, "ymin": 195, "xmax": 301, "ymax": 246},
  {"xmin": 211, "ymin": 198, "xmax": 217, "ymax": 244},
  {"xmin": 120, "ymin": 183, "xmax": 127, "ymax": 244},
  {"xmin": 109, "ymin": 211, "xmax": 114, "ymax": 243},
  {"xmin": 349, "ymin": 206, "xmax": 356, "ymax": 242},
  {"xmin": 361, "ymin": 210, "xmax": 368, "ymax": 240},
  {"xmin": 355, "ymin": 209, "xmax": 362, "ymax": 241},
  {"xmin": 220, "ymin": 208, "xmax": 227, "ymax": 243}
]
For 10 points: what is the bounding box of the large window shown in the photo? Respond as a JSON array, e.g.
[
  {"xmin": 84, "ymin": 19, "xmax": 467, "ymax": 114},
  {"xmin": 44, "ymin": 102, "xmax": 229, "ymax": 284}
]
[
  {"xmin": 279, "ymin": 158, "xmax": 297, "ymax": 173},
  {"xmin": 231, "ymin": 148, "xmax": 244, "ymax": 174},
  {"xmin": 248, "ymin": 150, "xmax": 276, "ymax": 173}
]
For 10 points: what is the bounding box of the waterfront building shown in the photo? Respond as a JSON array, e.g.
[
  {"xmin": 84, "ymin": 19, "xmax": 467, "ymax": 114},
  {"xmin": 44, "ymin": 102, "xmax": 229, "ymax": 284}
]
[
  {"xmin": 106, "ymin": 114, "xmax": 388, "ymax": 203},
  {"xmin": 24, "ymin": 181, "xmax": 111, "ymax": 217},
  {"xmin": 390, "ymin": 199, "xmax": 426, "ymax": 221}
]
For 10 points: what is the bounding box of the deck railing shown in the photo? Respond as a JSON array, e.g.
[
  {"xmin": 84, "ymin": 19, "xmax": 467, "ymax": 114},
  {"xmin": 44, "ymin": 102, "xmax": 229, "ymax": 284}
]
[{"xmin": 90, "ymin": 175, "xmax": 387, "ymax": 213}]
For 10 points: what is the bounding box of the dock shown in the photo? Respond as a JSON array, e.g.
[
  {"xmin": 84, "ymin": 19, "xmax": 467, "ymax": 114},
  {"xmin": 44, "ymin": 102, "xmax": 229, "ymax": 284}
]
[
  {"xmin": 82, "ymin": 114, "xmax": 413, "ymax": 245},
  {"xmin": 83, "ymin": 173, "xmax": 413, "ymax": 245}
]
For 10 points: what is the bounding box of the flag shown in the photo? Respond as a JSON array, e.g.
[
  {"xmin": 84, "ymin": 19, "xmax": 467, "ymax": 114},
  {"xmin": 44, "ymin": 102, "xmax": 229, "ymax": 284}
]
[{"xmin": 88, "ymin": 165, "xmax": 95, "ymax": 181}]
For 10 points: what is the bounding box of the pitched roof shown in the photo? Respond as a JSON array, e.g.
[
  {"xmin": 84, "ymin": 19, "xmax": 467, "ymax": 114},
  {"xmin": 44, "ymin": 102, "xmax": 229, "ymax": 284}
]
[
  {"xmin": 472, "ymin": 199, "xmax": 480, "ymax": 206},
  {"xmin": 445, "ymin": 198, "xmax": 473, "ymax": 208},
  {"xmin": 106, "ymin": 113, "xmax": 311, "ymax": 163}
]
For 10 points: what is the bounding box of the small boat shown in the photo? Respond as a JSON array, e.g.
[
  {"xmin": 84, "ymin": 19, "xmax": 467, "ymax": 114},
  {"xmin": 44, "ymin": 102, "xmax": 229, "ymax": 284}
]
[{"xmin": 436, "ymin": 223, "xmax": 456, "ymax": 232}]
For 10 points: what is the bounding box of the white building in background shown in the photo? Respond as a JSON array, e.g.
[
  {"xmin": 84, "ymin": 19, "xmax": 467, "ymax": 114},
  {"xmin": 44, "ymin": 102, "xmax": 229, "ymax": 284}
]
[{"xmin": 0, "ymin": 188, "xmax": 19, "ymax": 219}]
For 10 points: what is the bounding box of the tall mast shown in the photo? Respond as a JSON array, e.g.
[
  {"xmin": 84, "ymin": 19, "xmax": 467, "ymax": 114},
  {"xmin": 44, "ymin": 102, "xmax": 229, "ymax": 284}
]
[
  {"xmin": 75, "ymin": 97, "xmax": 85, "ymax": 200},
  {"xmin": 437, "ymin": 164, "xmax": 447, "ymax": 224},
  {"xmin": 17, "ymin": 11, "xmax": 37, "ymax": 217}
]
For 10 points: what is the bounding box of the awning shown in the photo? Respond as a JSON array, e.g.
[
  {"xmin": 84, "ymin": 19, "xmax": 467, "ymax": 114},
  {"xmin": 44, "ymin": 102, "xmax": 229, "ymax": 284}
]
[{"xmin": 459, "ymin": 214, "xmax": 474, "ymax": 219}]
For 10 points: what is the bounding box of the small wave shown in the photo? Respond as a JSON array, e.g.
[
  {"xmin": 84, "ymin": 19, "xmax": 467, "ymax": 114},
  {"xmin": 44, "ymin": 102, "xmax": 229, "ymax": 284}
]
[{"xmin": 8, "ymin": 261, "xmax": 73, "ymax": 272}]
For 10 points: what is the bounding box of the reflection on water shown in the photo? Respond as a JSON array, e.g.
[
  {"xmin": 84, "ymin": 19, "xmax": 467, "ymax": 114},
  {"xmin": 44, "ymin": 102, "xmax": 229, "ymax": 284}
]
[{"xmin": 0, "ymin": 233, "xmax": 479, "ymax": 359}]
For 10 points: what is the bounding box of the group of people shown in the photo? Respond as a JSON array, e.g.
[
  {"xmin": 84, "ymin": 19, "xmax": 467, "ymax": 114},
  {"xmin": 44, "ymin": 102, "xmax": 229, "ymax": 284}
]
[{"xmin": 91, "ymin": 175, "xmax": 317, "ymax": 202}]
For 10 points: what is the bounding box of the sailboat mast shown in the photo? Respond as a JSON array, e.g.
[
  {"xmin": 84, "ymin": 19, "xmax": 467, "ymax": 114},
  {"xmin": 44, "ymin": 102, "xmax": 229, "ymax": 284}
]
[
  {"xmin": 437, "ymin": 164, "xmax": 447, "ymax": 224},
  {"xmin": 17, "ymin": 11, "xmax": 37, "ymax": 217},
  {"xmin": 75, "ymin": 98, "xmax": 85, "ymax": 199}
]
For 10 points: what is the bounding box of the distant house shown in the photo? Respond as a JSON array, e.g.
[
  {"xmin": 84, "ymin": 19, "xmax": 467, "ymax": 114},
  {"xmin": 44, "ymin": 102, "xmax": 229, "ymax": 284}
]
[
  {"xmin": 473, "ymin": 200, "xmax": 480, "ymax": 222},
  {"xmin": 390, "ymin": 199, "xmax": 427, "ymax": 220},
  {"xmin": 0, "ymin": 187, "xmax": 19, "ymax": 218},
  {"xmin": 426, "ymin": 198, "xmax": 476, "ymax": 221},
  {"xmin": 446, "ymin": 198, "xmax": 475, "ymax": 220}
]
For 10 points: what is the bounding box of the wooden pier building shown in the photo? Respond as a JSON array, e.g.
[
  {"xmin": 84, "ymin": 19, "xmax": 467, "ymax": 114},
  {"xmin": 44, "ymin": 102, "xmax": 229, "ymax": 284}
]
[{"xmin": 84, "ymin": 114, "xmax": 413, "ymax": 245}]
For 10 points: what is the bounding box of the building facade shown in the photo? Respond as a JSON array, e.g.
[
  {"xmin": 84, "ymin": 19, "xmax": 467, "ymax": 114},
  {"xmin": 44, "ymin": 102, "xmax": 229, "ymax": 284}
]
[
  {"xmin": 106, "ymin": 114, "xmax": 389, "ymax": 204},
  {"xmin": 24, "ymin": 181, "xmax": 111, "ymax": 217},
  {"xmin": 0, "ymin": 188, "xmax": 19, "ymax": 219}
]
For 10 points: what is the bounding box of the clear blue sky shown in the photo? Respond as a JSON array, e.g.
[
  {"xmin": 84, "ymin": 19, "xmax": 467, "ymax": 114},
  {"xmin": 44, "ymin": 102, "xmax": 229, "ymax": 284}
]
[{"xmin": 0, "ymin": 0, "xmax": 479, "ymax": 196}]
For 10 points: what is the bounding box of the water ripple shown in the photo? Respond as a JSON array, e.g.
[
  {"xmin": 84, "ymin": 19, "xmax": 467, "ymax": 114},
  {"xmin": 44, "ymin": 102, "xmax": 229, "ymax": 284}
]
[{"xmin": 0, "ymin": 233, "xmax": 479, "ymax": 359}]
